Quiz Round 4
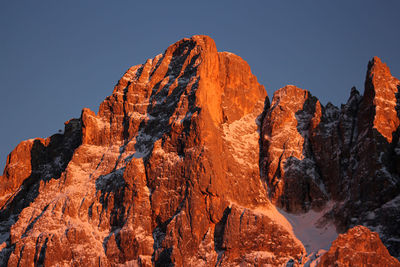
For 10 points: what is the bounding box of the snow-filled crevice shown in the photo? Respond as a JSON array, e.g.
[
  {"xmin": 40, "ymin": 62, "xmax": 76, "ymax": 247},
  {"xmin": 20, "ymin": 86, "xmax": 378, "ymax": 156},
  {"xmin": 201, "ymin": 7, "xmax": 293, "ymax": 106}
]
[{"xmin": 278, "ymin": 202, "xmax": 338, "ymax": 254}]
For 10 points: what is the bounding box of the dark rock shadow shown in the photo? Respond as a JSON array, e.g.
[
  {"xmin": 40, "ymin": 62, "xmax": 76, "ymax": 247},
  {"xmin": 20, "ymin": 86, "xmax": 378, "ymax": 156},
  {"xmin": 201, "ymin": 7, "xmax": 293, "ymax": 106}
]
[
  {"xmin": 133, "ymin": 39, "xmax": 201, "ymax": 162},
  {"xmin": 258, "ymin": 96, "xmax": 270, "ymax": 184},
  {"xmin": 283, "ymin": 85, "xmax": 400, "ymax": 256},
  {"xmin": 96, "ymin": 168, "xmax": 127, "ymax": 231},
  {"xmin": 213, "ymin": 206, "xmax": 231, "ymax": 266},
  {"xmin": 93, "ymin": 39, "xmax": 202, "ymax": 265},
  {"xmin": 145, "ymin": 40, "xmax": 202, "ymax": 266},
  {"xmin": 0, "ymin": 119, "xmax": 82, "ymax": 265}
]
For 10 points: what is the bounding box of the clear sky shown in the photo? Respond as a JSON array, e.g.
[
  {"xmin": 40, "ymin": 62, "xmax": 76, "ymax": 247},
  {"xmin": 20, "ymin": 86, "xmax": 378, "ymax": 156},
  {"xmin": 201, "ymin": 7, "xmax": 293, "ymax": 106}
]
[{"xmin": 1, "ymin": 1, "xmax": 400, "ymax": 169}]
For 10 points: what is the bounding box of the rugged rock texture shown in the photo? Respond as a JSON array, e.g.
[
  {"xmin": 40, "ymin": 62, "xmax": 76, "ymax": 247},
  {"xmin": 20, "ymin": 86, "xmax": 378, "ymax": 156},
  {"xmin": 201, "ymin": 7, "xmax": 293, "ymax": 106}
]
[
  {"xmin": 362, "ymin": 56, "xmax": 400, "ymax": 143},
  {"xmin": 0, "ymin": 35, "xmax": 305, "ymax": 266},
  {"xmin": 335, "ymin": 56, "xmax": 400, "ymax": 257},
  {"xmin": 1, "ymin": 35, "xmax": 400, "ymax": 266},
  {"xmin": 260, "ymin": 85, "xmax": 327, "ymax": 213},
  {"xmin": 318, "ymin": 226, "xmax": 400, "ymax": 267},
  {"xmin": 260, "ymin": 56, "xmax": 400, "ymax": 259}
]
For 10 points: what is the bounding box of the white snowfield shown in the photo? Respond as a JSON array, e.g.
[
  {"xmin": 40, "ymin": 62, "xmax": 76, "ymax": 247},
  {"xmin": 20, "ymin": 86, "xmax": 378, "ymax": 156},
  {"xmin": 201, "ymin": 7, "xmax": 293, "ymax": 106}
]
[{"xmin": 278, "ymin": 201, "xmax": 338, "ymax": 261}]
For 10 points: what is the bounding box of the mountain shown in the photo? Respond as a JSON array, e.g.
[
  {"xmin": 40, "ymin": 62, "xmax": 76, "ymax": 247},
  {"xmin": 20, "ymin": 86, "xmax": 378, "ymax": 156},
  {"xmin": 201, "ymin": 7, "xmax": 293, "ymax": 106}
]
[
  {"xmin": 0, "ymin": 35, "xmax": 399, "ymax": 266},
  {"xmin": 261, "ymin": 56, "xmax": 400, "ymax": 256},
  {"xmin": 318, "ymin": 226, "xmax": 400, "ymax": 266}
]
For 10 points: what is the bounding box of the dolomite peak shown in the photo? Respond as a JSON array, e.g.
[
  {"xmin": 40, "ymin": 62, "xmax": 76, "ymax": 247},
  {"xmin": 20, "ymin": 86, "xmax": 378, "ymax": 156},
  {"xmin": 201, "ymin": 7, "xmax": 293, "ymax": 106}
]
[
  {"xmin": 0, "ymin": 36, "xmax": 399, "ymax": 266},
  {"xmin": 0, "ymin": 35, "xmax": 305, "ymax": 266},
  {"xmin": 318, "ymin": 226, "xmax": 400, "ymax": 266}
]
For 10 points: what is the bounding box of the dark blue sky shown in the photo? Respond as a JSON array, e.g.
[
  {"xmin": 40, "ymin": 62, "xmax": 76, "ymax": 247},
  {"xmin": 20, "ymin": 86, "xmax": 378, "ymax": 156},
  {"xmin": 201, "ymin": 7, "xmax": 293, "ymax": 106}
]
[{"xmin": 1, "ymin": 1, "xmax": 400, "ymax": 168}]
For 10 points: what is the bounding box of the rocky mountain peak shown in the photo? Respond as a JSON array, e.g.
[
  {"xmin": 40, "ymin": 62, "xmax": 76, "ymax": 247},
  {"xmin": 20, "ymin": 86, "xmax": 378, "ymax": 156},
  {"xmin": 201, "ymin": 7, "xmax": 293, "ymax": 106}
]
[
  {"xmin": 0, "ymin": 35, "xmax": 307, "ymax": 266},
  {"xmin": 361, "ymin": 56, "xmax": 400, "ymax": 142},
  {"xmin": 318, "ymin": 226, "xmax": 400, "ymax": 266},
  {"xmin": 368, "ymin": 56, "xmax": 393, "ymax": 79},
  {"xmin": 0, "ymin": 36, "xmax": 399, "ymax": 266},
  {"xmin": 261, "ymin": 85, "xmax": 326, "ymax": 212}
]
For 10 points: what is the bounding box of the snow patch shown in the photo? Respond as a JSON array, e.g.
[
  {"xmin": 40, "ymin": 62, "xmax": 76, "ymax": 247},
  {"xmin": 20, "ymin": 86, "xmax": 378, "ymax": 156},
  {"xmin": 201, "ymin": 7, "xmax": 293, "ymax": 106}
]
[
  {"xmin": 279, "ymin": 202, "xmax": 337, "ymax": 254},
  {"xmin": 222, "ymin": 105, "xmax": 261, "ymax": 168}
]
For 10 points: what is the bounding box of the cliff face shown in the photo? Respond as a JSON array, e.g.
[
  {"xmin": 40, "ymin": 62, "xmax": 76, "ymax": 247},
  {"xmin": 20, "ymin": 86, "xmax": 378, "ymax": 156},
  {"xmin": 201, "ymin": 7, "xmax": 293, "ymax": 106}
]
[
  {"xmin": 0, "ymin": 35, "xmax": 399, "ymax": 266},
  {"xmin": 318, "ymin": 226, "xmax": 400, "ymax": 267},
  {"xmin": 260, "ymin": 85, "xmax": 327, "ymax": 212},
  {"xmin": 0, "ymin": 36, "xmax": 305, "ymax": 266},
  {"xmin": 260, "ymin": 56, "xmax": 400, "ymax": 259}
]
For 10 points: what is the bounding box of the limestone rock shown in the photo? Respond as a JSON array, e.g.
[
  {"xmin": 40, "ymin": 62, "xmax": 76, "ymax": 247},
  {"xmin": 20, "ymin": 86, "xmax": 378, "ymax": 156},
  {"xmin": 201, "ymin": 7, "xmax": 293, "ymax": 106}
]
[
  {"xmin": 1, "ymin": 35, "xmax": 399, "ymax": 266},
  {"xmin": 260, "ymin": 56, "xmax": 400, "ymax": 259},
  {"xmin": 0, "ymin": 35, "xmax": 305, "ymax": 266},
  {"xmin": 260, "ymin": 85, "xmax": 327, "ymax": 213},
  {"xmin": 318, "ymin": 226, "xmax": 400, "ymax": 267}
]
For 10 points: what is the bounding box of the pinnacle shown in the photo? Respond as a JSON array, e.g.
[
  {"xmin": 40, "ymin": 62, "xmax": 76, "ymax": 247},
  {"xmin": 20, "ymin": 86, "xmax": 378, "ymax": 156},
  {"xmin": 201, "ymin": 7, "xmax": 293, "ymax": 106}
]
[{"xmin": 367, "ymin": 56, "xmax": 392, "ymax": 78}]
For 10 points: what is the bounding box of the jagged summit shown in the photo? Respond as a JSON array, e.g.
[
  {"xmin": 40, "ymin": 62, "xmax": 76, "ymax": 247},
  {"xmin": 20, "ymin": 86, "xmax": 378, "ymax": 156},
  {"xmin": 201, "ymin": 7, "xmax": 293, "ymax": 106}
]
[
  {"xmin": 0, "ymin": 36, "xmax": 399, "ymax": 266},
  {"xmin": 362, "ymin": 56, "xmax": 400, "ymax": 142},
  {"xmin": 261, "ymin": 84, "xmax": 326, "ymax": 212},
  {"xmin": 0, "ymin": 35, "xmax": 302, "ymax": 266},
  {"xmin": 368, "ymin": 56, "xmax": 392, "ymax": 77},
  {"xmin": 319, "ymin": 226, "xmax": 400, "ymax": 266}
]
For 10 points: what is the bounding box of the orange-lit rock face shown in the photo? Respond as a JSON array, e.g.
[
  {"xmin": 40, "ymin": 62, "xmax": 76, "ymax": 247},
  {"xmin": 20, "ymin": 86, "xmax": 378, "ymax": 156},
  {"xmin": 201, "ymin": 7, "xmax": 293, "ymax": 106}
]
[
  {"xmin": 338, "ymin": 57, "xmax": 400, "ymax": 256},
  {"xmin": 318, "ymin": 226, "xmax": 400, "ymax": 267},
  {"xmin": 0, "ymin": 140, "xmax": 34, "ymax": 207},
  {"xmin": 0, "ymin": 35, "xmax": 306, "ymax": 266},
  {"xmin": 261, "ymin": 85, "xmax": 327, "ymax": 212},
  {"xmin": 1, "ymin": 35, "xmax": 400, "ymax": 266},
  {"xmin": 363, "ymin": 57, "xmax": 400, "ymax": 143},
  {"xmin": 258, "ymin": 59, "xmax": 400, "ymax": 257}
]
